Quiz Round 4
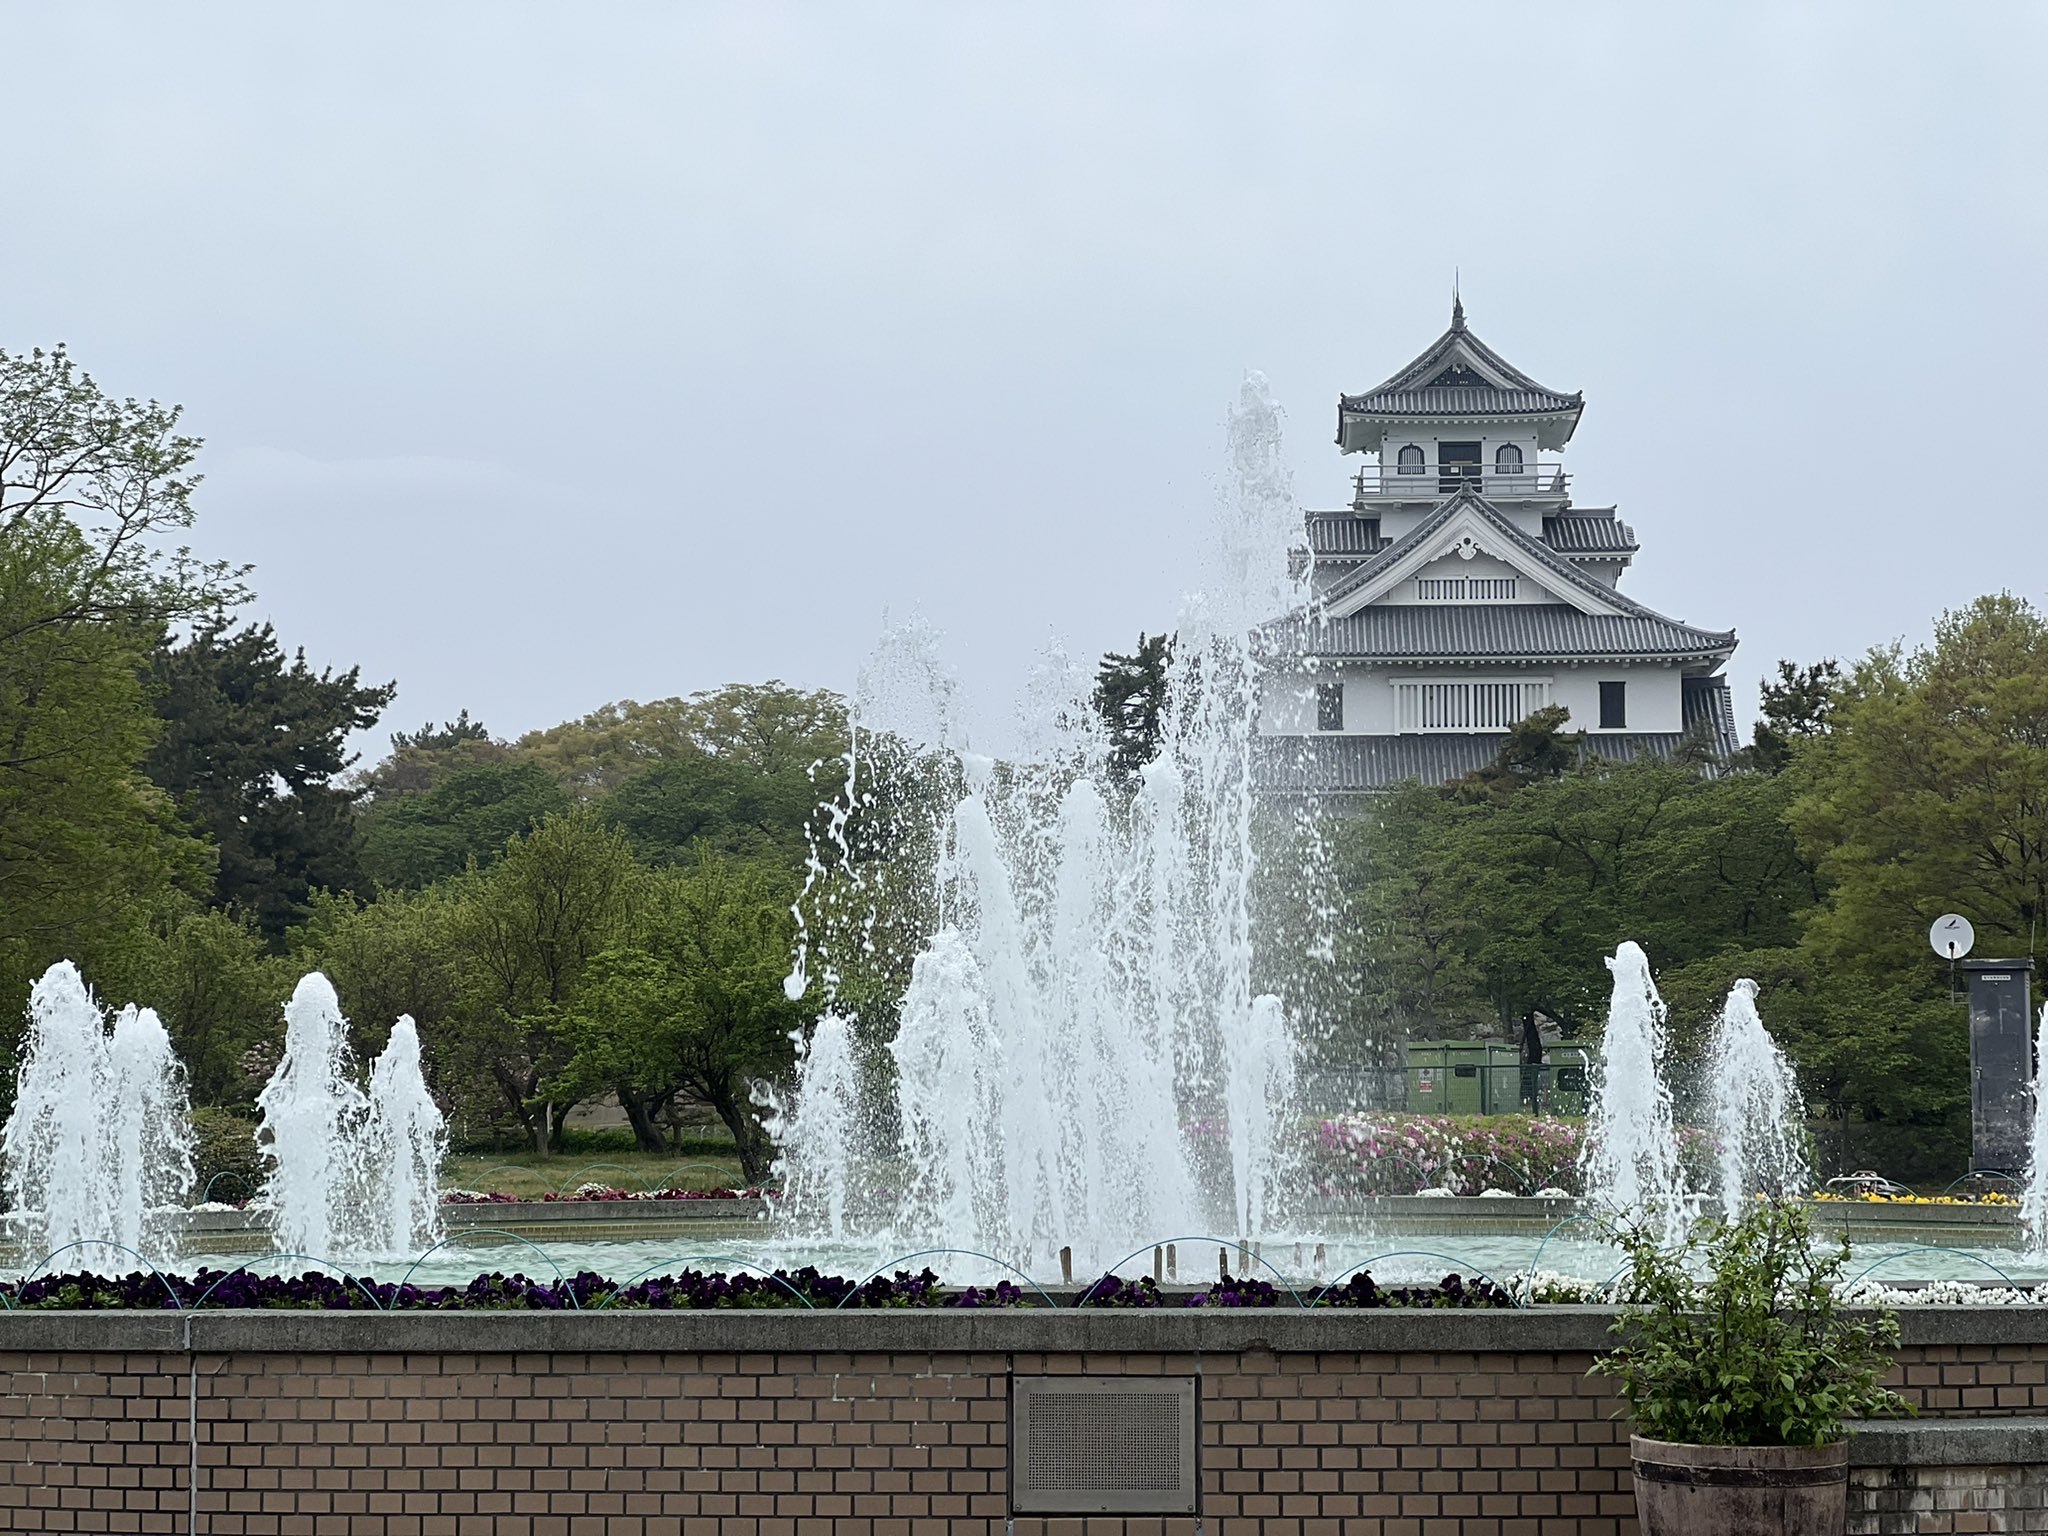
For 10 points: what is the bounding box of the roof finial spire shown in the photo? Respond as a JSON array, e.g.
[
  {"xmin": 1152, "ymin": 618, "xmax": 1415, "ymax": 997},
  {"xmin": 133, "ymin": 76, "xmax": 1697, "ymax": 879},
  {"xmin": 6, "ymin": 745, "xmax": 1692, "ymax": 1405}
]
[{"xmin": 1451, "ymin": 269, "xmax": 1465, "ymax": 332}]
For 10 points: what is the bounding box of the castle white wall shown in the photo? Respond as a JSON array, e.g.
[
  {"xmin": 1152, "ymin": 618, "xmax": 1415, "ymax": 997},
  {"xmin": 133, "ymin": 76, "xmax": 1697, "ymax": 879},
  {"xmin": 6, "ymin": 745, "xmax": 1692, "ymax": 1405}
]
[{"xmin": 1259, "ymin": 661, "xmax": 1685, "ymax": 736}]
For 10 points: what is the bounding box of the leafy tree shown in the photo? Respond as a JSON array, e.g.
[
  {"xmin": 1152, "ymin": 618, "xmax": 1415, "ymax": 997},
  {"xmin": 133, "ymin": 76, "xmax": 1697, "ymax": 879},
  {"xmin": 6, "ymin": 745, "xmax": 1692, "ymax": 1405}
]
[
  {"xmin": 558, "ymin": 854, "xmax": 810, "ymax": 1175},
  {"xmin": 1743, "ymin": 659, "xmax": 1843, "ymax": 774},
  {"xmin": 1454, "ymin": 704, "xmax": 1583, "ymax": 803},
  {"xmin": 446, "ymin": 810, "xmax": 637, "ymax": 1152},
  {"xmin": 514, "ymin": 684, "xmax": 846, "ymax": 798},
  {"xmin": 0, "ymin": 344, "xmax": 242, "ymax": 1054},
  {"xmin": 145, "ymin": 620, "xmax": 394, "ymax": 937},
  {"xmin": 1792, "ymin": 594, "xmax": 2048, "ymax": 976},
  {"xmin": 352, "ymin": 711, "xmax": 506, "ymax": 801},
  {"xmin": 1093, "ymin": 633, "xmax": 1172, "ymax": 784},
  {"xmin": 358, "ymin": 761, "xmax": 570, "ymax": 889},
  {"xmin": 604, "ymin": 752, "xmax": 825, "ymax": 867}
]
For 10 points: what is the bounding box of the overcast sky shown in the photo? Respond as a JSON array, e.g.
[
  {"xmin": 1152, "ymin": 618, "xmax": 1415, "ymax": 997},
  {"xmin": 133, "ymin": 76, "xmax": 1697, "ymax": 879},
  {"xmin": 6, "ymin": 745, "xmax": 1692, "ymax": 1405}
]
[{"xmin": 6, "ymin": 3, "xmax": 2043, "ymax": 757}]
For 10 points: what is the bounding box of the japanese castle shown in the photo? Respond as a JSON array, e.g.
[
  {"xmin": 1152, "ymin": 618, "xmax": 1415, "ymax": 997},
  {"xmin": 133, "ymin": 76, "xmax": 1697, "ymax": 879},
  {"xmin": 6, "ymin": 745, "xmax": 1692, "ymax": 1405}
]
[{"xmin": 1262, "ymin": 300, "xmax": 1740, "ymax": 792}]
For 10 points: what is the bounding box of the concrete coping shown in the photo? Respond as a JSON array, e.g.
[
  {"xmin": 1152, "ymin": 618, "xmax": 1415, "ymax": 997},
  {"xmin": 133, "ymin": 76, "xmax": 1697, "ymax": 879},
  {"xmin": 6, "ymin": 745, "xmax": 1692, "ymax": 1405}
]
[
  {"xmin": 1, "ymin": 1305, "xmax": 2045, "ymax": 1355},
  {"xmin": 1847, "ymin": 1417, "xmax": 2048, "ymax": 1467}
]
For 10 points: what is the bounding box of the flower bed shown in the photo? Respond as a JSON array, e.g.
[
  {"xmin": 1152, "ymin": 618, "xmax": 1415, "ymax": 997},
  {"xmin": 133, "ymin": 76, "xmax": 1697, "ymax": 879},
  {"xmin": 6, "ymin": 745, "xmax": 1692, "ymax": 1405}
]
[
  {"xmin": 1811, "ymin": 1190, "xmax": 2016, "ymax": 1206},
  {"xmin": 0, "ymin": 1266, "xmax": 1513, "ymax": 1311},
  {"xmin": 439, "ymin": 1185, "xmax": 770, "ymax": 1204},
  {"xmin": 1313, "ymin": 1113, "xmax": 1588, "ymax": 1196},
  {"xmin": 1, "ymin": 1266, "xmax": 1020, "ymax": 1311},
  {"xmin": 1079, "ymin": 1270, "xmax": 1512, "ymax": 1309}
]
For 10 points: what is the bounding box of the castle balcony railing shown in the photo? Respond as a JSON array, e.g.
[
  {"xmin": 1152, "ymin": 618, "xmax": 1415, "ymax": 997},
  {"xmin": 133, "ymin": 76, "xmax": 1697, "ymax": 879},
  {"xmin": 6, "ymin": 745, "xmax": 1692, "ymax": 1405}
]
[{"xmin": 1352, "ymin": 463, "xmax": 1570, "ymax": 504}]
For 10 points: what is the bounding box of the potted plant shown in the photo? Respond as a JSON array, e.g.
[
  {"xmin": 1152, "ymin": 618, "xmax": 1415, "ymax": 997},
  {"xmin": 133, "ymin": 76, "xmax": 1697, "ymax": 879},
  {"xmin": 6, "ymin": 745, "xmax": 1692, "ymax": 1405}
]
[{"xmin": 1591, "ymin": 1199, "xmax": 1909, "ymax": 1535}]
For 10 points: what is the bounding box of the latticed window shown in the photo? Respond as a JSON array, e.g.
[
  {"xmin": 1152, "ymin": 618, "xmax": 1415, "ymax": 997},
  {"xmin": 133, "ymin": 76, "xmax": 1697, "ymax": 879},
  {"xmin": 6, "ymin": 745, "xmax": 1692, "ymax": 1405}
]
[
  {"xmin": 1394, "ymin": 679, "xmax": 1551, "ymax": 732},
  {"xmin": 1396, "ymin": 444, "xmax": 1426, "ymax": 474},
  {"xmin": 1494, "ymin": 443, "xmax": 1524, "ymax": 473},
  {"xmin": 1415, "ymin": 577, "xmax": 1516, "ymax": 601}
]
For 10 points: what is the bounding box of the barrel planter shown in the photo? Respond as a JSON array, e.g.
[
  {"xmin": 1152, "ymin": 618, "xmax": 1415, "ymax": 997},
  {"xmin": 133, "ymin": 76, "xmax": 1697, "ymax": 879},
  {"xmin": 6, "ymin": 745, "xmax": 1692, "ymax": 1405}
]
[{"xmin": 1629, "ymin": 1435, "xmax": 1847, "ymax": 1535}]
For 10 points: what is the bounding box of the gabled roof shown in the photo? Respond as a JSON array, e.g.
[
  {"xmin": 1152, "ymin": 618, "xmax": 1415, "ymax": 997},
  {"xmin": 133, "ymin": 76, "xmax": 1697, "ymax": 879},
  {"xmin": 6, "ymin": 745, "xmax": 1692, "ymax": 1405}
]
[
  {"xmin": 1286, "ymin": 486, "xmax": 1734, "ymax": 663},
  {"xmin": 1337, "ymin": 301, "xmax": 1584, "ymax": 451},
  {"xmin": 1316, "ymin": 485, "xmax": 1659, "ymax": 619}
]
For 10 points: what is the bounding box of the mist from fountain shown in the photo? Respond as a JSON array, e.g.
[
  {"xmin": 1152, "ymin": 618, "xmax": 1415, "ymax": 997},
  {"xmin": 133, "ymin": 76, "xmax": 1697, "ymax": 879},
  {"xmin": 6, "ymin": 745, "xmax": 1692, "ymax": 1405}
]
[
  {"xmin": 1705, "ymin": 978, "xmax": 1812, "ymax": 1221},
  {"xmin": 2022, "ymin": 1005, "xmax": 2048, "ymax": 1261},
  {"xmin": 772, "ymin": 375, "xmax": 1313, "ymax": 1274},
  {"xmin": 0, "ymin": 962, "xmax": 194, "ymax": 1269},
  {"xmin": 1580, "ymin": 941, "xmax": 1689, "ymax": 1247}
]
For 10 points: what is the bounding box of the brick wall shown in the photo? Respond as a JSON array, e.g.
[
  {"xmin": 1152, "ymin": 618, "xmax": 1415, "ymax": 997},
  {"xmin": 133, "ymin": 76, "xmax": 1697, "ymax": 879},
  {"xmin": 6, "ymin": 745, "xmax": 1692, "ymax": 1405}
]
[{"xmin": 0, "ymin": 1310, "xmax": 2042, "ymax": 1535}]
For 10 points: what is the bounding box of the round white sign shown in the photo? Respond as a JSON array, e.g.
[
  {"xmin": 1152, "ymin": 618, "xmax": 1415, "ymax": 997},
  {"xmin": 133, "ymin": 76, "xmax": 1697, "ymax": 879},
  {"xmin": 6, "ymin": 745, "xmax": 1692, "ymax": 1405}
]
[{"xmin": 1929, "ymin": 913, "xmax": 1975, "ymax": 960}]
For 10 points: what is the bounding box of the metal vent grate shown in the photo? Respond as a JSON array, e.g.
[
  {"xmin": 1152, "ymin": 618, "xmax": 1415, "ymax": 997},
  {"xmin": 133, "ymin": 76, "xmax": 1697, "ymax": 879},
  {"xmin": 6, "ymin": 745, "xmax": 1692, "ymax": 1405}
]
[{"xmin": 1011, "ymin": 1376, "xmax": 1198, "ymax": 1514}]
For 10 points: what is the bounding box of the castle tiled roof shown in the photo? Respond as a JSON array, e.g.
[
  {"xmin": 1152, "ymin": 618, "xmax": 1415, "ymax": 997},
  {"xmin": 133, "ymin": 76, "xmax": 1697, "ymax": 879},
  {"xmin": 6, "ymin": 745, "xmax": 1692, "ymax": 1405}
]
[
  {"xmin": 1301, "ymin": 604, "xmax": 1736, "ymax": 662},
  {"xmin": 1542, "ymin": 512, "xmax": 1639, "ymax": 556},
  {"xmin": 1338, "ymin": 302, "xmax": 1583, "ymax": 426},
  {"xmin": 1314, "ymin": 487, "xmax": 1682, "ymax": 627}
]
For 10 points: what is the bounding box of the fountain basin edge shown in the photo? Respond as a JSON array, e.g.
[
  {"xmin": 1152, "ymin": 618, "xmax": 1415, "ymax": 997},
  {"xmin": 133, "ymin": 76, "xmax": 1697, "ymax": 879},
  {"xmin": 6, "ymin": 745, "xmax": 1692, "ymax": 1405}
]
[{"xmin": 2, "ymin": 1304, "xmax": 2043, "ymax": 1354}]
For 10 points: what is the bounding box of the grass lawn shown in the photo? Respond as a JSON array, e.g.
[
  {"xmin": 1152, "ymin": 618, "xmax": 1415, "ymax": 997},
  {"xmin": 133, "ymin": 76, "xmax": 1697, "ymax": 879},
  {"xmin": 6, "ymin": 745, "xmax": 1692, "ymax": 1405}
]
[{"xmin": 441, "ymin": 1150, "xmax": 751, "ymax": 1198}]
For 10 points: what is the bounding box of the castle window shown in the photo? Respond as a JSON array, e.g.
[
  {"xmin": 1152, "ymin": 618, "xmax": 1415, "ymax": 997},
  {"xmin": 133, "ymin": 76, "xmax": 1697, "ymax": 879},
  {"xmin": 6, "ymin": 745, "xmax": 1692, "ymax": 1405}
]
[
  {"xmin": 1316, "ymin": 683, "xmax": 1345, "ymax": 732},
  {"xmin": 1416, "ymin": 577, "xmax": 1516, "ymax": 601},
  {"xmin": 1494, "ymin": 444, "xmax": 1524, "ymax": 474},
  {"xmin": 1599, "ymin": 680, "xmax": 1628, "ymax": 730},
  {"xmin": 1395, "ymin": 679, "xmax": 1551, "ymax": 732},
  {"xmin": 1396, "ymin": 444, "xmax": 1425, "ymax": 475}
]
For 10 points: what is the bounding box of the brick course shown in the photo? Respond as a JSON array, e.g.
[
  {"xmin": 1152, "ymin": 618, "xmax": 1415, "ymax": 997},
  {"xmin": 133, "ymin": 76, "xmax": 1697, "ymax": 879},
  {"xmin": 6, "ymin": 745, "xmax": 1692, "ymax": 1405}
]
[{"xmin": 0, "ymin": 1312, "xmax": 2042, "ymax": 1534}]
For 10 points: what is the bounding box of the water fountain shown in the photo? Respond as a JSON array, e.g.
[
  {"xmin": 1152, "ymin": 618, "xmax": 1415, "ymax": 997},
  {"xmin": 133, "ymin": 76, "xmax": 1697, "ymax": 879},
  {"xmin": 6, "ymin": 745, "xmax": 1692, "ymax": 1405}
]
[
  {"xmin": 771, "ymin": 375, "xmax": 1313, "ymax": 1274},
  {"xmin": 0, "ymin": 962, "xmax": 194, "ymax": 1269},
  {"xmin": 1706, "ymin": 978, "xmax": 1812, "ymax": 1221},
  {"xmin": 364, "ymin": 1015, "xmax": 448, "ymax": 1257},
  {"xmin": 2022, "ymin": 1005, "xmax": 2048, "ymax": 1260},
  {"xmin": 257, "ymin": 975, "xmax": 446, "ymax": 1261},
  {"xmin": 1580, "ymin": 941, "xmax": 1690, "ymax": 1247}
]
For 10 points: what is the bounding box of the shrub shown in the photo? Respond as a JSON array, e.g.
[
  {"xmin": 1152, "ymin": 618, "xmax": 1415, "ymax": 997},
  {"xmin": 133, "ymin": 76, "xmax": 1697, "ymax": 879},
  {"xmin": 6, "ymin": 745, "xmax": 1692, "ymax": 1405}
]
[{"xmin": 1591, "ymin": 1200, "xmax": 1910, "ymax": 1446}]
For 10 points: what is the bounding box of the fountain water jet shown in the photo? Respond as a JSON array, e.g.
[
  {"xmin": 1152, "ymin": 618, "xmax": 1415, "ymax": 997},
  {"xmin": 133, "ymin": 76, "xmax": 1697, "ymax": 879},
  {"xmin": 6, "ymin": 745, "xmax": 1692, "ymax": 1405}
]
[
  {"xmin": 773, "ymin": 375, "xmax": 1314, "ymax": 1274},
  {"xmin": 364, "ymin": 1016, "xmax": 447, "ymax": 1257},
  {"xmin": 1705, "ymin": 979, "xmax": 1811, "ymax": 1221},
  {"xmin": 1580, "ymin": 942, "xmax": 1689, "ymax": 1247},
  {"xmin": 257, "ymin": 975, "xmax": 446, "ymax": 1262},
  {"xmin": 1, "ymin": 962, "xmax": 194, "ymax": 1269},
  {"xmin": 2022, "ymin": 1006, "xmax": 2048, "ymax": 1261}
]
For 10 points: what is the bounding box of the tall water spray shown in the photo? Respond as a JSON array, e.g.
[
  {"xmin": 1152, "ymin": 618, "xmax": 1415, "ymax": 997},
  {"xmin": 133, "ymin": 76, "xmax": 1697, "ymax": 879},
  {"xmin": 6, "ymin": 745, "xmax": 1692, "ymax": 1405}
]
[
  {"xmin": 2022, "ymin": 1005, "xmax": 2048, "ymax": 1261},
  {"xmin": 258, "ymin": 974, "xmax": 370, "ymax": 1259},
  {"xmin": 0, "ymin": 962, "xmax": 194, "ymax": 1269},
  {"xmin": 364, "ymin": 1016, "xmax": 447, "ymax": 1257},
  {"xmin": 257, "ymin": 975, "xmax": 445, "ymax": 1262},
  {"xmin": 773, "ymin": 375, "xmax": 1315, "ymax": 1273},
  {"xmin": 1580, "ymin": 942, "xmax": 1689, "ymax": 1246},
  {"xmin": 1705, "ymin": 979, "xmax": 1811, "ymax": 1221}
]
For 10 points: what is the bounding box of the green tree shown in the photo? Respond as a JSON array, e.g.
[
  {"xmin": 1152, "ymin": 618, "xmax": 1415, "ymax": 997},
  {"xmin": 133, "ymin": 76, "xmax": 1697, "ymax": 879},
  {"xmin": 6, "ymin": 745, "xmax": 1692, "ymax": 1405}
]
[
  {"xmin": 1792, "ymin": 594, "xmax": 2048, "ymax": 976},
  {"xmin": 358, "ymin": 760, "xmax": 571, "ymax": 889},
  {"xmin": 0, "ymin": 345, "xmax": 246, "ymax": 1048},
  {"xmin": 513, "ymin": 684, "xmax": 846, "ymax": 798},
  {"xmin": 1742, "ymin": 659, "xmax": 1843, "ymax": 774},
  {"xmin": 352, "ymin": 711, "xmax": 506, "ymax": 801},
  {"xmin": 145, "ymin": 620, "xmax": 395, "ymax": 937},
  {"xmin": 558, "ymin": 854, "xmax": 810, "ymax": 1176},
  {"xmin": 604, "ymin": 752, "xmax": 824, "ymax": 867},
  {"xmin": 447, "ymin": 810, "xmax": 637, "ymax": 1152},
  {"xmin": 1093, "ymin": 633, "xmax": 1173, "ymax": 785},
  {"xmin": 1454, "ymin": 704, "xmax": 1583, "ymax": 803}
]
